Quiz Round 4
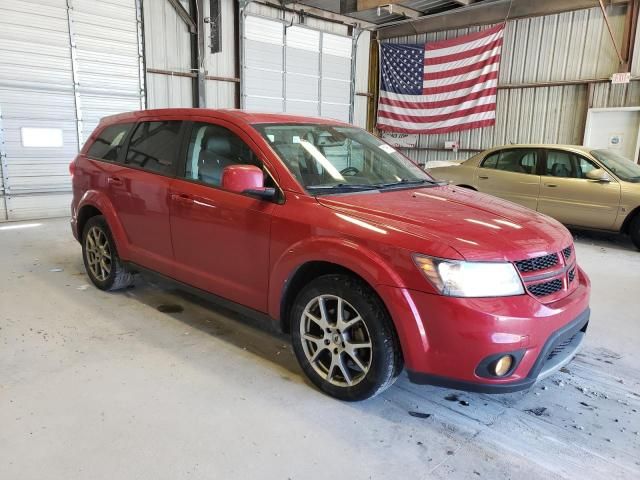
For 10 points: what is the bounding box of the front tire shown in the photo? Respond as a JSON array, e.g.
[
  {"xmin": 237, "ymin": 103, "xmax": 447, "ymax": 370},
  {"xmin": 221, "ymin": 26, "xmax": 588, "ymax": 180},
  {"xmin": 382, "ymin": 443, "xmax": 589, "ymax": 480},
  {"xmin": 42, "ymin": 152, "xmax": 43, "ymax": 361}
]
[
  {"xmin": 291, "ymin": 274, "xmax": 402, "ymax": 401},
  {"xmin": 82, "ymin": 215, "xmax": 134, "ymax": 291}
]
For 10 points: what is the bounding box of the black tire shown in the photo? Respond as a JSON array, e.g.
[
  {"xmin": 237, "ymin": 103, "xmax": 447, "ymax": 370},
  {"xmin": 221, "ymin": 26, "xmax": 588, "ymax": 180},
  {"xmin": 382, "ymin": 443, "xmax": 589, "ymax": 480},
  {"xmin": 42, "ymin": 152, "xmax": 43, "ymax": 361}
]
[
  {"xmin": 630, "ymin": 214, "xmax": 640, "ymax": 250},
  {"xmin": 290, "ymin": 274, "xmax": 402, "ymax": 401},
  {"xmin": 82, "ymin": 215, "xmax": 134, "ymax": 291}
]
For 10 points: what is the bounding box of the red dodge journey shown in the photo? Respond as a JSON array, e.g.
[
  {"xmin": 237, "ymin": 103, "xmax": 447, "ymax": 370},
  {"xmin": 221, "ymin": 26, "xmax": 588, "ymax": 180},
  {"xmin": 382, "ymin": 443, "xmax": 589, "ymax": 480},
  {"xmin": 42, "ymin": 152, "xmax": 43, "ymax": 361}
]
[{"xmin": 70, "ymin": 108, "xmax": 590, "ymax": 400}]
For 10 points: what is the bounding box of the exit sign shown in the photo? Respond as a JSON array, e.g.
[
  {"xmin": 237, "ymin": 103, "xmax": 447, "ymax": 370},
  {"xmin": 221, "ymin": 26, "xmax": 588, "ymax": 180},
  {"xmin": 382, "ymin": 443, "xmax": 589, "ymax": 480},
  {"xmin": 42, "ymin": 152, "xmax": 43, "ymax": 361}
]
[{"xmin": 611, "ymin": 72, "xmax": 631, "ymax": 84}]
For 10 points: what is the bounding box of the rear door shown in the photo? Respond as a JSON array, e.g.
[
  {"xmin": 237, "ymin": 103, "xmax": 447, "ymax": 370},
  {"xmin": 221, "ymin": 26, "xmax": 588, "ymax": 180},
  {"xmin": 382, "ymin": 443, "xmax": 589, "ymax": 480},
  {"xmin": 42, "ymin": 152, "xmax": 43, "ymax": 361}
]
[
  {"xmin": 108, "ymin": 119, "xmax": 184, "ymax": 275},
  {"xmin": 474, "ymin": 148, "xmax": 542, "ymax": 210},
  {"xmin": 168, "ymin": 119, "xmax": 276, "ymax": 312},
  {"xmin": 537, "ymin": 149, "xmax": 621, "ymax": 229}
]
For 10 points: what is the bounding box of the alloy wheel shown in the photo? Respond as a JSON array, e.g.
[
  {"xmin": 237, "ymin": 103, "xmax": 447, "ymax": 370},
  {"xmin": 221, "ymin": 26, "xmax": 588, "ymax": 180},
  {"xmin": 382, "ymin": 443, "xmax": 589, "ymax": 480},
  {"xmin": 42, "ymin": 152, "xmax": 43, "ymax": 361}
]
[
  {"xmin": 85, "ymin": 226, "xmax": 112, "ymax": 282},
  {"xmin": 299, "ymin": 294, "xmax": 372, "ymax": 387}
]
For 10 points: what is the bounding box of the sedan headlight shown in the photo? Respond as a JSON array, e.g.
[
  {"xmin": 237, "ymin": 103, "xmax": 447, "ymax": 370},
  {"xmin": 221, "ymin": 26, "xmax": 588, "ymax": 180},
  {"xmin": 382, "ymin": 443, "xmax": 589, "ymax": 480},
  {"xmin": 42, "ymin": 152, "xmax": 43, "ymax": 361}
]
[{"xmin": 413, "ymin": 254, "xmax": 524, "ymax": 297}]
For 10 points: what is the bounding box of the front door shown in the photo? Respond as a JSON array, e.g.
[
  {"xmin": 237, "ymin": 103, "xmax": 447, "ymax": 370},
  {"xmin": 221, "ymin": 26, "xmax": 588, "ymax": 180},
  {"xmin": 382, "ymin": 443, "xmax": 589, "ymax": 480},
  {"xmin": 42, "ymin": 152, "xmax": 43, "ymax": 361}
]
[
  {"xmin": 108, "ymin": 119, "xmax": 183, "ymax": 275},
  {"xmin": 537, "ymin": 149, "xmax": 621, "ymax": 229},
  {"xmin": 169, "ymin": 120, "xmax": 275, "ymax": 312},
  {"xmin": 474, "ymin": 148, "xmax": 542, "ymax": 210}
]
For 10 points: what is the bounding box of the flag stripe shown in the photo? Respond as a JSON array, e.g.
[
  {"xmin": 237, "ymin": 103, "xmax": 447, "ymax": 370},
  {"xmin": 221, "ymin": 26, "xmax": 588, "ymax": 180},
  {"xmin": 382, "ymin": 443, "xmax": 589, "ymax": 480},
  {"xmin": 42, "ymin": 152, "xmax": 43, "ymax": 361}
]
[
  {"xmin": 424, "ymin": 38, "xmax": 503, "ymax": 66},
  {"xmin": 377, "ymin": 118, "xmax": 496, "ymax": 134},
  {"xmin": 423, "ymin": 70, "xmax": 499, "ymax": 94},
  {"xmin": 424, "ymin": 54, "xmax": 501, "ymax": 80},
  {"xmin": 380, "ymin": 81, "xmax": 497, "ymax": 105},
  {"xmin": 378, "ymin": 93, "xmax": 496, "ymax": 116},
  {"xmin": 424, "ymin": 23, "xmax": 504, "ymax": 53},
  {"xmin": 378, "ymin": 102, "xmax": 496, "ymax": 123},
  {"xmin": 425, "ymin": 45, "xmax": 502, "ymax": 73},
  {"xmin": 378, "ymin": 110, "xmax": 496, "ymax": 130}
]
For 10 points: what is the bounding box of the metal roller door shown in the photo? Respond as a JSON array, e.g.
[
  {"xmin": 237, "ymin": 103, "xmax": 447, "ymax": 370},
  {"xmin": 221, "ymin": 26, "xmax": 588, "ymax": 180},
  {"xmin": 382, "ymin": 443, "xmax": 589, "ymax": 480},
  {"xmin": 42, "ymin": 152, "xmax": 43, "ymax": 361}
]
[
  {"xmin": 242, "ymin": 15, "xmax": 354, "ymax": 123},
  {"xmin": 0, "ymin": 0, "xmax": 144, "ymax": 222}
]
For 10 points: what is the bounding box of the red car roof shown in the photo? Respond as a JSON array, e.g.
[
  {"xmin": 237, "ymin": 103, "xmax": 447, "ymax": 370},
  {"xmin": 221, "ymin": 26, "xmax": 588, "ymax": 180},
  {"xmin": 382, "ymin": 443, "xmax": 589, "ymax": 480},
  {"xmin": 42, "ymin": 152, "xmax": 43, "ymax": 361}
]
[{"xmin": 100, "ymin": 108, "xmax": 350, "ymax": 127}]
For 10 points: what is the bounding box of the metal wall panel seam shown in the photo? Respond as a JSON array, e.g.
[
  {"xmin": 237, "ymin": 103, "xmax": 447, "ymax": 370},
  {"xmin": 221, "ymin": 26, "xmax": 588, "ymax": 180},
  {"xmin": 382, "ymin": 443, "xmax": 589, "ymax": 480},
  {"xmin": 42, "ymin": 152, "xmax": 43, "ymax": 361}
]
[
  {"xmin": 318, "ymin": 28, "xmax": 323, "ymax": 116},
  {"xmin": 135, "ymin": 0, "xmax": 147, "ymax": 109},
  {"xmin": 0, "ymin": 104, "xmax": 7, "ymax": 220},
  {"xmin": 66, "ymin": 0, "xmax": 84, "ymax": 150},
  {"xmin": 348, "ymin": 27, "xmax": 360, "ymax": 124}
]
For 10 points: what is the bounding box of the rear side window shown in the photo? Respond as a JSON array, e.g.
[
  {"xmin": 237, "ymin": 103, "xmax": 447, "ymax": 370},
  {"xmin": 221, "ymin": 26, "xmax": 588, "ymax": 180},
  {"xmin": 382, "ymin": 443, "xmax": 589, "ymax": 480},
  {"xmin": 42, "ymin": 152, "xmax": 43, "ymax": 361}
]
[
  {"xmin": 86, "ymin": 123, "xmax": 133, "ymax": 161},
  {"xmin": 482, "ymin": 149, "xmax": 539, "ymax": 174},
  {"xmin": 125, "ymin": 121, "xmax": 182, "ymax": 175}
]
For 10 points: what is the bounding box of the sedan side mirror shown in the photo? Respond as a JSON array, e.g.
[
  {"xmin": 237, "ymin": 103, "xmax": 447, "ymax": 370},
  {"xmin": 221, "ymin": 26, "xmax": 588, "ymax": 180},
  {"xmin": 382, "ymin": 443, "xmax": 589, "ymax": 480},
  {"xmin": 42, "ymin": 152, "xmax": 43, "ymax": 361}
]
[
  {"xmin": 221, "ymin": 165, "xmax": 276, "ymax": 201},
  {"xmin": 586, "ymin": 168, "xmax": 613, "ymax": 182}
]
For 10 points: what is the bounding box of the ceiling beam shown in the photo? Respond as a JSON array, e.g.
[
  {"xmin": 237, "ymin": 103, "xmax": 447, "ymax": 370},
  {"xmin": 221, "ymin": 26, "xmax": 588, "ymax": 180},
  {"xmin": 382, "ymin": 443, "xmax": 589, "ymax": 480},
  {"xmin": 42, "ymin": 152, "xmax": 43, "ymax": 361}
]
[{"xmin": 377, "ymin": 0, "xmax": 629, "ymax": 38}]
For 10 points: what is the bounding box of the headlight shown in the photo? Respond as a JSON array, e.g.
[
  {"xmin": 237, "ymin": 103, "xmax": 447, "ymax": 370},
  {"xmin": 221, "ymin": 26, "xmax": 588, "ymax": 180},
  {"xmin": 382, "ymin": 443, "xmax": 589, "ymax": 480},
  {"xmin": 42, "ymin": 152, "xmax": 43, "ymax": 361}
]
[{"xmin": 413, "ymin": 254, "xmax": 524, "ymax": 297}]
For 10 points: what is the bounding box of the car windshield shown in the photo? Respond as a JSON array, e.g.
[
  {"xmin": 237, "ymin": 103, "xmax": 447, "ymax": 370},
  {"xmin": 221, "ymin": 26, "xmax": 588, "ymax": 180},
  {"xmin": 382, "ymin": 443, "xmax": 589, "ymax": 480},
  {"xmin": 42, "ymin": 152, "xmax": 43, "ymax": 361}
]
[
  {"xmin": 253, "ymin": 124, "xmax": 435, "ymax": 194},
  {"xmin": 591, "ymin": 149, "xmax": 640, "ymax": 183}
]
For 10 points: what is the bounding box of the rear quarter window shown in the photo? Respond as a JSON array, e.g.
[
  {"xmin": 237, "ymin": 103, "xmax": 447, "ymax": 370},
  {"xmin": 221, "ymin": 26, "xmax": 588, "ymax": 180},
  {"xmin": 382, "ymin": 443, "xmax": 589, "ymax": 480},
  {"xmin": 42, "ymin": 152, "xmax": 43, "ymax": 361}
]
[
  {"xmin": 86, "ymin": 123, "xmax": 134, "ymax": 161},
  {"xmin": 125, "ymin": 121, "xmax": 182, "ymax": 175}
]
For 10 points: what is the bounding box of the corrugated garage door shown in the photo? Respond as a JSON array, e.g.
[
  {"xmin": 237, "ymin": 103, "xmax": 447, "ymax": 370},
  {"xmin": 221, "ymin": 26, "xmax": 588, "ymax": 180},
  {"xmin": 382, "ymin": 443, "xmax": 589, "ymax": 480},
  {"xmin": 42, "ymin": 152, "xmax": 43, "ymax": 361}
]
[
  {"xmin": 0, "ymin": 0, "xmax": 144, "ymax": 222},
  {"xmin": 242, "ymin": 15, "xmax": 353, "ymax": 123}
]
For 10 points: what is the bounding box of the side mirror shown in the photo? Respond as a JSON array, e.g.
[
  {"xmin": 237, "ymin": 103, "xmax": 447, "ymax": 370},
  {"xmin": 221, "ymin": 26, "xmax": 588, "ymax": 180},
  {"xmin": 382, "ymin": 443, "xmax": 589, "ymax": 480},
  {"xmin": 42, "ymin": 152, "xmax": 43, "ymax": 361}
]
[
  {"xmin": 221, "ymin": 165, "xmax": 276, "ymax": 201},
  {"xmin": 586, "ymin": 168, "xmax": 613, "ymax": 182}
]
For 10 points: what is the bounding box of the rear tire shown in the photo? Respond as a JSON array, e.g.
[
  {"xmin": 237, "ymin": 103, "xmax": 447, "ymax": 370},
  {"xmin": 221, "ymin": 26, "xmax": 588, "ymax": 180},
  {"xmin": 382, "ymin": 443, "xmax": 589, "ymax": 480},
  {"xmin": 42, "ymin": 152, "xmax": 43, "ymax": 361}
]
[
  {"xmin": 630, "ymin": 214, "xmax": 640, "ymax": 250},
  {"xmin": 82, "ymin": 215, "xmax": 134, "ymax": 291},
  {"xmin": 290, "ymin": 274, "xmax": 402, "ymax": 401}
]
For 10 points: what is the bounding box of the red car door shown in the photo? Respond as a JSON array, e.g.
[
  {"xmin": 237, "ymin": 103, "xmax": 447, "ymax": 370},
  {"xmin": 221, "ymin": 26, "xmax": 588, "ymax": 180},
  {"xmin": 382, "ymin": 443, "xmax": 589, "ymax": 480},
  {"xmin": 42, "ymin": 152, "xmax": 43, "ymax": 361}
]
[
  {"xmin": 168, "ymin": 119, "xmax": 276, "ymax": 312},
  {"xmin": 109, "ymin": 119, "xmax": 183, "ymax": 275}
]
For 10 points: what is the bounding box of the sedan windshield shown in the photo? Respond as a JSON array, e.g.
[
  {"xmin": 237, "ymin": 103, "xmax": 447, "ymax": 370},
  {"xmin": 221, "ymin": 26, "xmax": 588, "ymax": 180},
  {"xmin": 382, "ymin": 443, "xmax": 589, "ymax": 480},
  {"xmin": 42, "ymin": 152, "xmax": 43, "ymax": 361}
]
[
  {"xmin": 591, "ymin": 149, "xmax": 640, "ymax": 183},
  {"xmin": 253, "ymin": 124, "xmax": 435, "ymax": 194}
]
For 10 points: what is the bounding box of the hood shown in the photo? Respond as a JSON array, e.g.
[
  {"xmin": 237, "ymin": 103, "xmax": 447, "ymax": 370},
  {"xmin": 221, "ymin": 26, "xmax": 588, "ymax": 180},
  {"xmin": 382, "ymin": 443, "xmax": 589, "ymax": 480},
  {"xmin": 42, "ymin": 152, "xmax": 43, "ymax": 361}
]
[{"xmin": 317, "ymin": 185, "xmax": 572, "ymax": 262}]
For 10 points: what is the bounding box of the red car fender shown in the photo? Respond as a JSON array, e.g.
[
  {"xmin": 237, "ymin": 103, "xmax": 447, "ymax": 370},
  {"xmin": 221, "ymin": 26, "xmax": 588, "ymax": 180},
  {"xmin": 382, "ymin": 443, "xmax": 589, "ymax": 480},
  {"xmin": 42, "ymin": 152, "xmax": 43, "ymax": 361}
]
[
  {"xmin": 267, "ymin": 236, "xmax": 428, "ymax": 360},
  {"xmin": 77, "ymin": 190, "xmax": 132, "ymax": 260}
]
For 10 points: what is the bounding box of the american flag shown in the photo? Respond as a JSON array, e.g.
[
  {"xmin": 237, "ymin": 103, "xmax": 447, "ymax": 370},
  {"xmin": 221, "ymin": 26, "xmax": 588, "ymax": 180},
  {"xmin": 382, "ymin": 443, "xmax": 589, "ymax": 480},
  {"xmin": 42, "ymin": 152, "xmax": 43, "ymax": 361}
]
[{"xmin": 377, "ymin": 24, "xmax": 505, "ymax": 134}]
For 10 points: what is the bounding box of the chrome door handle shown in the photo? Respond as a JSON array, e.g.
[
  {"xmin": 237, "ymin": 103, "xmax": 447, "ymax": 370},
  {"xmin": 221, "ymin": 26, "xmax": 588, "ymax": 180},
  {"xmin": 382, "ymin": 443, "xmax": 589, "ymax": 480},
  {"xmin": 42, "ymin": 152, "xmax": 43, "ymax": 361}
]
[{"xmin": 107, "ymin": 176, "xmax": 123, "ymax": 186}]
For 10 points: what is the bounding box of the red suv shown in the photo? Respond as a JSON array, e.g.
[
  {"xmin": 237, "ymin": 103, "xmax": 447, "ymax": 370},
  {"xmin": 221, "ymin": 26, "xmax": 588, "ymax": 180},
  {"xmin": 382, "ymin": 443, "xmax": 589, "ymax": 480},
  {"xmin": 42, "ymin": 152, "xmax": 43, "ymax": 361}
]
[{"xmin": 70, "ymin": 109, "xmax": 590, "ymax": 401}]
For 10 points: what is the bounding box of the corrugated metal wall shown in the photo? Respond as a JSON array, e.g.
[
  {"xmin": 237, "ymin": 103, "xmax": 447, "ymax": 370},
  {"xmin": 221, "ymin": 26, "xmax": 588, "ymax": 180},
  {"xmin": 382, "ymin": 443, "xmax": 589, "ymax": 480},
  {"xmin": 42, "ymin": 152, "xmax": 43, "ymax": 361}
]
[
  {"xmin": 383, "ymin": 4, "xmax": 639, "ymax": 165},
  {"xmin": 0, "ymin": 0, "xmax": 144, "ymax": 221}
]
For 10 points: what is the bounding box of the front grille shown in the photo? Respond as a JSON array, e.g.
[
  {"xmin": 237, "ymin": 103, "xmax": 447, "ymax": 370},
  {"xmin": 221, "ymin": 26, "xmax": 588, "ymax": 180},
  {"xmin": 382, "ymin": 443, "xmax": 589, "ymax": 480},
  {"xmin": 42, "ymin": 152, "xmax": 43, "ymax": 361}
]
[
  {"xmin": 528, "ymin": 279, "xmax": 563, "ymax": 297},
  {"xmin": 515, "ymin": 253, "xmax": 559, "ymax": 273},
  {"xmin": 546, "ymin": 332, "xmax": 579, "ymax": 361},
  {"xmin": 568, "ymin": 267, "xmax": 576, "ymax": 282},
  {"xmin": 563, "ymin": 246, "xmax": 573, "ymax": 260}
]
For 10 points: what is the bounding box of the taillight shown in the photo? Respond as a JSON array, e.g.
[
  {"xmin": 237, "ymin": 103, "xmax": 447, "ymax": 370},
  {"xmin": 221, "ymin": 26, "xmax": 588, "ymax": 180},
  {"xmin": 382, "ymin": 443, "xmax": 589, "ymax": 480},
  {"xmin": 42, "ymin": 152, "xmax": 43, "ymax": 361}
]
[{"xmin": 69, "ymin": 158, "xmax": 76, "ymax": 177}]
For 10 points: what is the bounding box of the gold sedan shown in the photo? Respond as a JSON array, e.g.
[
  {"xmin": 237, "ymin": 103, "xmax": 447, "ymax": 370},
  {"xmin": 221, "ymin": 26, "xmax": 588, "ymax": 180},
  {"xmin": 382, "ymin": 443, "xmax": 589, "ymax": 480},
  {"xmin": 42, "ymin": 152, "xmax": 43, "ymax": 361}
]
[{"xmin": 428, "ymin": 145, "xmax": 640, "ymax": 249}]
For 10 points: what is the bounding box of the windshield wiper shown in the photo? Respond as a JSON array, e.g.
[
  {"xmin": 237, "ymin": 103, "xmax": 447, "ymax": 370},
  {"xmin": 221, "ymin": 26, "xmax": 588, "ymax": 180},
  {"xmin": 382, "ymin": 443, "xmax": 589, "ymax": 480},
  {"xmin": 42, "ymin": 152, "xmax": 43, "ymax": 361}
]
[
  {"xmin": 306, "ymin": 183, "xmax": 379, "ymax": 192},
  {"xmin": 372, "ymin": 178, "xmax": 437, "ymax": 189}
]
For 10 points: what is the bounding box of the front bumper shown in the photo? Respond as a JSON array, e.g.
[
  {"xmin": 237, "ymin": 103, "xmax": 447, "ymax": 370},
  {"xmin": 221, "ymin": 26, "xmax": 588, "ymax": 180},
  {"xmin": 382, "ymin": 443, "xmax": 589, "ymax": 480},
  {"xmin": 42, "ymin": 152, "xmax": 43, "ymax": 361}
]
[
  {"xmin": 407, "ymin": 308, "xmax": 588, "ymax": 393},
  {"xmin": 377, "ymin": 266, "xmax": 591, "ymax": 393}
]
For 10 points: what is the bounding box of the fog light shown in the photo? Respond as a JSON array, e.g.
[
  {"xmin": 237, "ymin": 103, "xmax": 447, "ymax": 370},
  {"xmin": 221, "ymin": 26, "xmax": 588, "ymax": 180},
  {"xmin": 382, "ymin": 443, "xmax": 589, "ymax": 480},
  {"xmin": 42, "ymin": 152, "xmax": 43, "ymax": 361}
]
[{"xmin": 494, "ymin": 355, "xmax": 513, "ymax": 377}]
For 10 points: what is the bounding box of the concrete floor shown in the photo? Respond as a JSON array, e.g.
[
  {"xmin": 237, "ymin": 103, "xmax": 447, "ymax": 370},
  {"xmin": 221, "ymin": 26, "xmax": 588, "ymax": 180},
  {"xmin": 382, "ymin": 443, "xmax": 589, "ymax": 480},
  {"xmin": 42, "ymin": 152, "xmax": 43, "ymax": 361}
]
[{"xmin": 1, "ymin": 218, "xmax": 639, "ymax": 480}]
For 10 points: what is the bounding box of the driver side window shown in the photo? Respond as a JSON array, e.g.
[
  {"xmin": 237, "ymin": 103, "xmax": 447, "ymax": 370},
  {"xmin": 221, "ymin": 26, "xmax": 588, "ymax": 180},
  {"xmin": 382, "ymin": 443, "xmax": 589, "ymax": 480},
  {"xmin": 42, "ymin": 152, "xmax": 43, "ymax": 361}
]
[
  {"xmin": 184, "ymin": 123, "xmax": 271, "ymax": 188},
  {"xmin": 544, "ymin": 150, "xmax": 598, "ymax": 179}
]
